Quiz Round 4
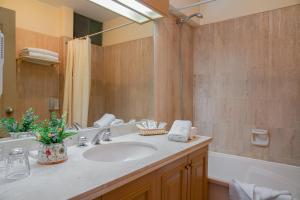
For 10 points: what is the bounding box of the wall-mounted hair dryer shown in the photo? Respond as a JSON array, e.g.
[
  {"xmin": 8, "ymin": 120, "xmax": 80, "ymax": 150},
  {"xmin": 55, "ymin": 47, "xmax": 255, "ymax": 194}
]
[{"xmin": 0, "ymin": 30, "xmax": 4, "ymax": 97}]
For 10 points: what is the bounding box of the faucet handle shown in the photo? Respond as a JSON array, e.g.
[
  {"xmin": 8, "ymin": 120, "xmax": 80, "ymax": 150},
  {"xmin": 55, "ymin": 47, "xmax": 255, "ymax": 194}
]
[
  {"xmin": 78, "ymin": 136, "xmax": 88, "ymax": 147},
  {"xmin": 101, "ymin": 131, "xmax": 112, "ymax": 142}
]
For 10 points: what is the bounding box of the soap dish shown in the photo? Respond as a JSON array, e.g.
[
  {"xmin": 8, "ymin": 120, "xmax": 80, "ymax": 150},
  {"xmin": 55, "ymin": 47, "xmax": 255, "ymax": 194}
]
[
  {"xmin": 251, "ymin": 129, "xmax": 269, "ymax": 147},
  {"xmin": 138, "ymin": 128, "xmax": 168, "ymax": 136}
]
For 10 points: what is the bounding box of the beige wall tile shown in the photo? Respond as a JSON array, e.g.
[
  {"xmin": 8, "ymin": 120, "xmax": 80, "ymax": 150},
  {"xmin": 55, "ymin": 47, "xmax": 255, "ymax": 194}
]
[{"xmin": 193, "ymin": 5, "xmax": 300, "ymax": 166}]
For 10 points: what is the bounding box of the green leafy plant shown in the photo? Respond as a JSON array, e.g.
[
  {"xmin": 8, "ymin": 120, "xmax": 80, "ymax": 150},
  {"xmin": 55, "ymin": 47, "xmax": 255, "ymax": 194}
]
[
  {"xmin": 0, "ymin": 118, "xmax": 19, "ymax": 132},
  {"xmin": 33, "ymin": 112, "xmax": 77, "ymax": 145},
  {"xmin": 19, "ymin": 108, "xmax": 39, "ymax": 132},
  {"xmin": 0, "ymin": 108, "xmax": 38, "ymax": 133}
]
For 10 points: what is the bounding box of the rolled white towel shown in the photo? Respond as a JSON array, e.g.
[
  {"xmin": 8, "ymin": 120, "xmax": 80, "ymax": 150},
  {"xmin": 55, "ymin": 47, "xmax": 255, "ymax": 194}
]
[
  {"xmin": 20, "ymin": 47, "xmax": 59, "ymax": 57},
  {"xmin": 168, "ymin": 120, "xmax": 192, "ymax": 142},
  {"xmin": 93, "ymin": 113, "xmax": 116, "ymax": 128},
  {"xmin": 111, "ymin": 119, "xmax": 124, "ymax": 126}
]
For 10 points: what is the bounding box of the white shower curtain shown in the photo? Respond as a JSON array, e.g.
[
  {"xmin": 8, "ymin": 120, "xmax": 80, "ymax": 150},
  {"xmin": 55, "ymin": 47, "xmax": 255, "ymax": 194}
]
[{"xmin": 63, "ymin": 37, "xmax": 91, "ymax": 128}]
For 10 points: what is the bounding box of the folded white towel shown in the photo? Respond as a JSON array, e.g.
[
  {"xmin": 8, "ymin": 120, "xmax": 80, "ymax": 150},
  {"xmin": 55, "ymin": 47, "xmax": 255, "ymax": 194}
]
[
  {"xmin": 255, "ymin": 187, "xmax": 292, "ymax": 200},
  {"xmin": 168, "ymin": 120, "xmax": 192, "ymax": 142},
  {"xmin": 20, "ymin": 47, "xmax": 58, "ymax": 57},
  {"xmin": 93, "ymin": 113, "xmax": 116, "ymax": 128},
  {"xmin": 229, "ymin": 179, "xmax": 293, "ymax": 200},
  {"xmin": 128, "ymin": 119, "xmax": 136, "ymax": 124},
  {"xmin": 20, "ymin": 51, "xmax": 59, "ymax": 61},
  {"xmin": 230, "ymin": 180, "xmax": 254, "ymax": 200}
]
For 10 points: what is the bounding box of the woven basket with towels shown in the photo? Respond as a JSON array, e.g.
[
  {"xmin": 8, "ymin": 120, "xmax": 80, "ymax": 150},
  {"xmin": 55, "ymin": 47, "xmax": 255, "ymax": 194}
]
[{"xmin": 136, "ymin": 120, "xmax": 168, "ymax": 136}]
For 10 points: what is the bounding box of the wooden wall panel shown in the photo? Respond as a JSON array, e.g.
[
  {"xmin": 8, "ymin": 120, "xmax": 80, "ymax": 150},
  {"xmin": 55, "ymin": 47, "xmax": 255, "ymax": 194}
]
[
  {"xmin": 181, "ymin": 24, "xmax": 194, "ymax": 121},
  {"xmin": 15, "ymin": 28, "xmax": 60, "ymax": 120},
  {"xmin": 102, "ymin": 37, "xmax": 154, "ymax": 123},
  {"xmin": 193, "ymin": 5, "xmax": 300, "ymax": 165},
  {"xmin": 87, "ymin": 37, "xmax": 154, "ymax": 125},
  {"xmin": 88, "ymin": 44, "xmax": 105, "ymax": 126},
  {"xmin": 154, "ymin": 15, "xmax": 193, "ymax": 127},
  {"xmin": 58, "ymin": 36, "xmax": 71, "ymax": 116},
  {"xmin": 208, "ymin": 180, "xmax": 229, "ymax": 200}
]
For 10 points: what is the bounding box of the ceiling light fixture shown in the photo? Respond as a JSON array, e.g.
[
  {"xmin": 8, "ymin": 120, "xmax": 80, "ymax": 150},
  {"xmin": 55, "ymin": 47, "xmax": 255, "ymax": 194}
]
[
  {"xmin": 116, "ymin": 0, "xmax": 163, "ymax": 20},
  {"xmin": 89, "ymin": 0, "xmax": 150, "ymax": 23}
]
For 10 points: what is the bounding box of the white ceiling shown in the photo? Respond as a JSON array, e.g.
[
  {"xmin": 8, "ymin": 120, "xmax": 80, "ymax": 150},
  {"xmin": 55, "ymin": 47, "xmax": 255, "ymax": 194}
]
[{"xmin": 38, "ymin": 0, "xmax": 119, "ymax": 22}]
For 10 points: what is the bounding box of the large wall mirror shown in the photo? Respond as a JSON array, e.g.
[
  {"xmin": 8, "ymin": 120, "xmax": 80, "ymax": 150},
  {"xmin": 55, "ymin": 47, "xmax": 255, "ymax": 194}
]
[{"xmin": 0, "ymin": 0, "xmax": 155, "ymax": 140}]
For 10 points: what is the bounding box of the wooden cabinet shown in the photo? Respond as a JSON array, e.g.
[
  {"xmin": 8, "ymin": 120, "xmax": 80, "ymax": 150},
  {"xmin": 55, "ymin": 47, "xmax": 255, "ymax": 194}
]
[
  {"xmin": 102, "ymin": 173, "xmax": 156, "ymax": 200},
  {"xmin": 189, "ymin": 147, "xmax": 208, "ymax": 200},
  {"xmin": 158, "ymin": 147, "xmax": 208, "ymax": 200},
  {"xmin": 97, "ymin": 146, "xmax": 208, "ymax": 200},
  {"xmin": 160, "ymin": 157, "xmax": 188, "ymax": 200}
]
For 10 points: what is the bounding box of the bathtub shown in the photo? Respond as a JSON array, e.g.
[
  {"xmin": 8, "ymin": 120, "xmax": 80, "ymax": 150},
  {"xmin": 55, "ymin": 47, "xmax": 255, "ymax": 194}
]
[{"xmin": 208, "ymin": 151, "xmax": 300, "ymax": 199}]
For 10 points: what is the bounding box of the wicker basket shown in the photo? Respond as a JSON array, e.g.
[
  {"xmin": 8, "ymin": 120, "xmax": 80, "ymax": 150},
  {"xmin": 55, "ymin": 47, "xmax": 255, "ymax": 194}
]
[{"xmin": 138, "ymin": 128, "xmax": 168, "ymax": 136}]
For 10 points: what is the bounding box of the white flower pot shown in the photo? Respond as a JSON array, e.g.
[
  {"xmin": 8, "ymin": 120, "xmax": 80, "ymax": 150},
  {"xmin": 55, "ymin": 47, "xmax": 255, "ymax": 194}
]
[
  {"xmin": 37, "ymin": 143, "xmax": 67, "ymax": 165},
  {"xmin": 9, "ymin": 132, "xmax": 33, "ymax": 139}
]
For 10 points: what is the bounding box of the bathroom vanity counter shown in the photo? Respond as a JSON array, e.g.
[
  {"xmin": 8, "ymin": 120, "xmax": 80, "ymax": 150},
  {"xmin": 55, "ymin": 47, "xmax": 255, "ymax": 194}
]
[{"xmin": 0, "ymin": 133, "xmax": 211, "ymax": 200}]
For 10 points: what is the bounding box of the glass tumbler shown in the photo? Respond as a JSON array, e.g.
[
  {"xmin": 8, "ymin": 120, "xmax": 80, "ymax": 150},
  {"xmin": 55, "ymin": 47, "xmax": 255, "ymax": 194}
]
[
  {"xmin": 0, "ymin": 147, "xmax": 6, "ymax": 178},
  {"xmin": 5, "ymin": 148, "xmax": 30, "ymax": 180}
]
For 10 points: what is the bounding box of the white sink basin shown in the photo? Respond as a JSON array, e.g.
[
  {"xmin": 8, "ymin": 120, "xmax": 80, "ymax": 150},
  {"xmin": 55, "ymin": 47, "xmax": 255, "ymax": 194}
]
[{"xmin": 83, "ymin": 142, "xmax": 157, "ymax": 162}]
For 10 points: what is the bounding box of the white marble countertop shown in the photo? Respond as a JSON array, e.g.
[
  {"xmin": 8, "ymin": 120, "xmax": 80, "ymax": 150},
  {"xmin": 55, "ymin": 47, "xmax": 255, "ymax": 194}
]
[{"xmin": 0, "ymin": 133, "xmax": 211, "ymax": 200}]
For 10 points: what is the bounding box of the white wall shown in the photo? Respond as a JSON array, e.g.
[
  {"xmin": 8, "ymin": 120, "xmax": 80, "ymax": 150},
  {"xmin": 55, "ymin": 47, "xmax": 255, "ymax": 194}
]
[
  {"xmin": 199, "ymin": 0, "xmax": 300, "ymax": 25},
  {"xmin": 0, "ymin": 0, "xmax": 73, "ymax": 37},
  {"xmin": 170, "ymin": 0, "xmax": 299, "ymax": 25}
]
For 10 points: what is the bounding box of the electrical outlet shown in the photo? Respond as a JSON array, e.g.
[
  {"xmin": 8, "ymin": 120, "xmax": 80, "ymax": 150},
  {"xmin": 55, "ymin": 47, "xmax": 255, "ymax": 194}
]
[{"xmin": 48, "ymin": 97, "xmax": 59, "ymax": 111}]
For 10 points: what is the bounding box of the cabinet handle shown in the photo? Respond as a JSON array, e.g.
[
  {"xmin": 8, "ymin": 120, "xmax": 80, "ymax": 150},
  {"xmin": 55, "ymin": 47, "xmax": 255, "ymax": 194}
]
[
  {"xmin": 188, "ymin": 161, "xmax": 192, "ymax": 168},
  {"xmin": 185, "ymin": 164, "xmax": 193, "ymax": 169}
]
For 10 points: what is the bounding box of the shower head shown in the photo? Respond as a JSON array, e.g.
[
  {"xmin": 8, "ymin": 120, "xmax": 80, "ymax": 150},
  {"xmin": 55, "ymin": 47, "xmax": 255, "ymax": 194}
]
[{"xmin": 176, "ymin": 13, "xmax": 203, "ymax": 24}]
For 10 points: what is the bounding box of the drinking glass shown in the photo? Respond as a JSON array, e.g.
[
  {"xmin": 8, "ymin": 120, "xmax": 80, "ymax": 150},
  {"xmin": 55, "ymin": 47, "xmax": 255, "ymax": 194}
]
[{"xmin": 5, "ymin": 148, "xmax": 30, "ymax": 180}]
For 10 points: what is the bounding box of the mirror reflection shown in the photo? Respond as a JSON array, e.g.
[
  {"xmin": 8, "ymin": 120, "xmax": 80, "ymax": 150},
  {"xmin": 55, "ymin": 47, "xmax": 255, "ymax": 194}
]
[{"xmin": 0, "ymin": 0, "xmax": 155, "ymax": 140}]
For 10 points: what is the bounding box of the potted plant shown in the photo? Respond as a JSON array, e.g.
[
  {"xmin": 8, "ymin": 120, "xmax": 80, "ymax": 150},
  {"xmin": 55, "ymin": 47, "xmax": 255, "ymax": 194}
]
[
  {"xmin": 0, "ymin": 108, "xmax": 38, "ymax": 139},
  {"xmin": 33, "ymin": 112, "xmax": 77, "ymax": 165}
]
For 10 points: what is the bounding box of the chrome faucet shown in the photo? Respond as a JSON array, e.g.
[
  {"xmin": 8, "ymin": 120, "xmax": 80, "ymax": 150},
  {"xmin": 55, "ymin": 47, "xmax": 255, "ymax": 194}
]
[
  {"xmin": 72, "ymin": 122, "xmax": 82, "ymax": 131},
  {"xmin": 91, "ymin": 128, "xmax": 111, "ymax": 145}
]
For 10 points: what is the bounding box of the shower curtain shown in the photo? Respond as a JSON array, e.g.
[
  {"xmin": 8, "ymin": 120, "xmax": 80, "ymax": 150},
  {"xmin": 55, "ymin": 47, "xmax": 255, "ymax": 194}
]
[{"xmin": 63, "ymin": 37, "xmax": 91, "ymax": 128}]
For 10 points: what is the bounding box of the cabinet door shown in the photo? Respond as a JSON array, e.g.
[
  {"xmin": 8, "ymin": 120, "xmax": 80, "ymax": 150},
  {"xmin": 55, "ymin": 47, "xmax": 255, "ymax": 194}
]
[
  {"xmin": 189, "ymin": 147, "xmax": 208, "ymax": 200},
  {"xmin": 160, "ymin": 157, "xmax": 188, "ymax": 200},
  {"xmin": 0, "ymin": 8, "xmax": 17, "ymax": 119},
  {"xmin": 102, "ymin": 173, "xmax": 156, "ymax": 200}
]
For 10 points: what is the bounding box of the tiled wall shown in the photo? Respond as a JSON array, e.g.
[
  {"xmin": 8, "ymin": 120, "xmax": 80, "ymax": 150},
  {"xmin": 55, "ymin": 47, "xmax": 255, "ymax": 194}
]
[
  {"xmin": 154, "ymin": 15, "xmax": 193, "ymax": 127},
  {"xmin": 193, "ymin": 5, "xmax": 300, "ymax": 166}
]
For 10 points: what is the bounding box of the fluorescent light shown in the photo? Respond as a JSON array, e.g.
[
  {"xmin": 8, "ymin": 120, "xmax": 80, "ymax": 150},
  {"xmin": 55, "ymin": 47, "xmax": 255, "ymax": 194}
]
[
  {"xmin": 89, "ymin": 0, "xmax": 149, "ymax": 23},
  {"xmin": 117, "ymin": 0, "xmax": 163, "ymax": 19}
]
